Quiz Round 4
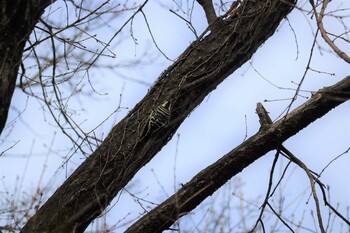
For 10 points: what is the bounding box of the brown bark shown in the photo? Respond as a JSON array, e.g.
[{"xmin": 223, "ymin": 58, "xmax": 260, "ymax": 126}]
[
  {"xmin": 21, "ymin": 0, "xmax": 296, "ymax": 232},
  {"xmin": 196, "ymin": 0, "xmax": 217, "ymax": 25},
  {"xmin": 0, "ymin": 0, "xmax": 53, "ymax": 135},
  {"xmin": 125, "ymin": 76, "xmax": 350, "ymax": 233}
]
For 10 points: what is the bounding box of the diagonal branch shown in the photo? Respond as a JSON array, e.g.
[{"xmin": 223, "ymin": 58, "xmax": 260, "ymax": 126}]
[
  {"xmin": 196, "ymin": 0, "xmax": 217, "ymax": 25},
  {"xmin": 0, "ymin": 0, "xmax": 54, "ymax": 136},
  {"xmin": 310, "ymin": 0, "xmax": 350, "ymax": 64},
  {"xmin": 125, "ymin": 76, "xmax": 350, "ymax": 233},
  {"xmin": 21, "ymin": 1, "xmax": 297, "ymax": 232},
  {"xmin": 280, "ymin": 147, "xmax": 326, "ymax": 232}
]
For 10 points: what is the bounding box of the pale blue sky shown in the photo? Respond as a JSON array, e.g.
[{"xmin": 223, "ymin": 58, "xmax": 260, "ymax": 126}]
[{"xmin": 0, "ymin": 0, "xmax": 349, "ymax": 232}]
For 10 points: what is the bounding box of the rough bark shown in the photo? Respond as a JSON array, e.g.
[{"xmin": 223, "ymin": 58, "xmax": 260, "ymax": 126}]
[
  {"xmin": 125, "ymin": 76, "xmax": 350, "ymax": 233},
  {"xmin": 21, "ymin": 1, "xmax": 296, "ymax": 232},
  {"xmin": 0, "ymin": 0, "xmax": 53, "ymax": 135},
  {"xmin": 196, "ymin": 0, "xmax": 217, "ymax": 25}
]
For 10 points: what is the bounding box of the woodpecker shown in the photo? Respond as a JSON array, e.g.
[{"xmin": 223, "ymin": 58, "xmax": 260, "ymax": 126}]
[{"xmin": 142, "ymin": 101, "xmax": 171, "ymax": 137}]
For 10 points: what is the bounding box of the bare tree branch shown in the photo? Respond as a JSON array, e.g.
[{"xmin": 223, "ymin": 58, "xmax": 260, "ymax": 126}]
[
  {"xmin": 196, "ymin": 0, "xmax": 217, "ymax": 25},
  {"xmin": 310, "ymin": 0, "xmax": 350, "ymax": 64},
  {"xmin": 125, "ymin": 76, "xmax": 350, "ymax": 233},
  {"xmin": 0, "ymin": 0, "xmax": 54, "ymax": 135},
  {"xmin": 254, "ymin": 103, "xmax": 326, "ymax": 232},
  {"xmin": 280, "ymin": 147, "xmax": 326, "ymax": 233},
  {"xmin": 21, "ymin": 0, "xmax": 297, "ymax": 232}
]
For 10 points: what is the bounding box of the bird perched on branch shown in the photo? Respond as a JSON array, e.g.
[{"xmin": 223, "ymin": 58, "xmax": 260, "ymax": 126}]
[{"xmin": 142, "ymin": 101, "xmax": 171, "ymax": 137}]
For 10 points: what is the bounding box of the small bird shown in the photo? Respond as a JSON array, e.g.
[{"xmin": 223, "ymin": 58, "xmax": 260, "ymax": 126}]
[{"xmin": 142, "ymin": 101, "xmax": 171, "ymax": 137}]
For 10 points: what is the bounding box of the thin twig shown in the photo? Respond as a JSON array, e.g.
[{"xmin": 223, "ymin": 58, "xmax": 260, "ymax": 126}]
[{"xmin": 310, "ymin": 0, "xmax": 350, "ymax": 63}]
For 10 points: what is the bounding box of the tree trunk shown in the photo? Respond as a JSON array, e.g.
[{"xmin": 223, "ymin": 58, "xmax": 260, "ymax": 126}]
[
  {"xmin": 21, "ymin": 0, "xmax": 297, "ymax": 232},
  {"xmin": 0, "ymin": 0, "xmax": 52, "ymax": 135}
]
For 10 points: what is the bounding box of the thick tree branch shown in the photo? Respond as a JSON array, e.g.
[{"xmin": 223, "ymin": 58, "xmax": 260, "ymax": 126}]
[
  {"xmin": 21, "ymin": 1, "xmax": 296, "ymax": 232},
  {"xmin": 196, "ymin": 0, "xmax": 217, "ymax": 25},
  {"xmin": 0, "ymin": 0, "xmax": 54, "ymax": 135},
  {"xmin": 125, "ymin": 76, "xmax": 350, "ymax": 233}
]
